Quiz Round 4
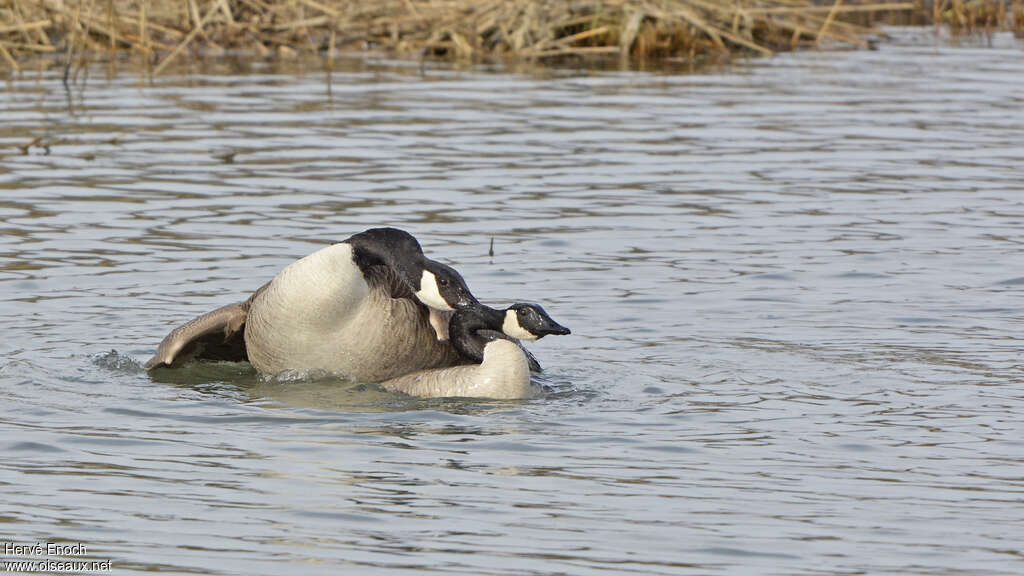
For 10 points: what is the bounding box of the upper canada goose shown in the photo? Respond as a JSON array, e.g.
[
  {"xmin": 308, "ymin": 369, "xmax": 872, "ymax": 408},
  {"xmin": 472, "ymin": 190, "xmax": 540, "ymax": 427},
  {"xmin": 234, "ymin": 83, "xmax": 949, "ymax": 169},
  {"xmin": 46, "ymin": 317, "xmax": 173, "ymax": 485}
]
[
  {"xmin": 382, "ymin": 302, "xmax": 570, "ymax": 399},
  {"xmin": 145, "ymin": 228, "xmax": 480, "ymax": 382}
]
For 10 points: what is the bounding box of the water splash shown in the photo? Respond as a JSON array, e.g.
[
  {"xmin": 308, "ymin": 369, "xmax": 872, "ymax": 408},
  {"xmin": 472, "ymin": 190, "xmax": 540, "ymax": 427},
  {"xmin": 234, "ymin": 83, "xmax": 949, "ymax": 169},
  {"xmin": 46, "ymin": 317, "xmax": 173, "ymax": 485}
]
[{"xmin": 90, "ymin": 349, "xmax": 144, "ymax": 373}]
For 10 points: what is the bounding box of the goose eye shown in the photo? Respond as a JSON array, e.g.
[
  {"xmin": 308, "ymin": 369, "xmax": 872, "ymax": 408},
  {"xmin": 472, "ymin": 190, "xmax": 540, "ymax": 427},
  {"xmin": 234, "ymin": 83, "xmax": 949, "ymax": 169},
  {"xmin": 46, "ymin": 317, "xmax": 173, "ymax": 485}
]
[{"xmin": 439, "ymin": 277, "xmax": 449, "ymax": 287}]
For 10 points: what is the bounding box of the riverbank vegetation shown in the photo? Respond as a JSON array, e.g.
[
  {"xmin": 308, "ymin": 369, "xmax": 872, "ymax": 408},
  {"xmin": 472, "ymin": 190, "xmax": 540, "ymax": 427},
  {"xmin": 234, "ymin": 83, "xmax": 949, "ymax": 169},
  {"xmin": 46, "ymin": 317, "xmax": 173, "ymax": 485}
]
[{"xmin": 1, "ymin": 0, "xmax": 1021, "ymax": 73}]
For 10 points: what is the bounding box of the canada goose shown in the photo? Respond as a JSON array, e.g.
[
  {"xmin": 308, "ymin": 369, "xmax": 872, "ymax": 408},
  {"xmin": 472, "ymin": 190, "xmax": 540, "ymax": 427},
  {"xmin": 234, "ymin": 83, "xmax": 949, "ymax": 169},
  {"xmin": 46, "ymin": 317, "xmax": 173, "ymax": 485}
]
[
  {"xmin": 382, "ymin": 302, "xmax": 570, "ymax": 399},
  {"xmin": 145, "ymin": 228, "xmax": 480, "ymax": 382}
]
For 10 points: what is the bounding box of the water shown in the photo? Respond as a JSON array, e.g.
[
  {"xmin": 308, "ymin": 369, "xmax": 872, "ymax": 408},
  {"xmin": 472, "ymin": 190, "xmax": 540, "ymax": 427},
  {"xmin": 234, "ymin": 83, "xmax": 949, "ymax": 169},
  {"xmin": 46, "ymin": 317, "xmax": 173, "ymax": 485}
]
[{"xmin": 2, "ymin": 28, "xmax": 1024, "ymax": 575}]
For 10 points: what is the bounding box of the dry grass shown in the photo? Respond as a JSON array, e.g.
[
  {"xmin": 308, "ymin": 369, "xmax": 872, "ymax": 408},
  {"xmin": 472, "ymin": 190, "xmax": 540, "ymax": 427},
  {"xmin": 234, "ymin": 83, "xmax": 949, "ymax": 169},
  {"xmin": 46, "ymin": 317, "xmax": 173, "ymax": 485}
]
[{"xmin": 0, "ymin": 0, "xmax": 1020, "ymax": 74}]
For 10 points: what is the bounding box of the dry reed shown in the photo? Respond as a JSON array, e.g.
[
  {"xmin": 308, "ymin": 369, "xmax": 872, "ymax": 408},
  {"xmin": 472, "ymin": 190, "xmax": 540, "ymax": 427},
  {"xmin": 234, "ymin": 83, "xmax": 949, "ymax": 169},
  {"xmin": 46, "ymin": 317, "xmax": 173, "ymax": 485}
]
[{"xmin": 0, "ymin": 0, "xmax": 1019, "ymax": 74}]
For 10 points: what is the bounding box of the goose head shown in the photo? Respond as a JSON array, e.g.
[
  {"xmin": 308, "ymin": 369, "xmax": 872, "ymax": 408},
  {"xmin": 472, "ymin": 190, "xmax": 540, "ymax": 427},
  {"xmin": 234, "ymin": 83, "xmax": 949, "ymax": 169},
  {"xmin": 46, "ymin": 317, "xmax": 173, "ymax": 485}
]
[
  {"xmin": 501, "ymin": 303, "xmax": 571, "ymax": 341},
  {"xmin": 413, "ymin": 259, "xmax": 478, "ymax": 312},
  {"xmin": 448, "ymin": 302, "xmax": 570, "ymax": 368},
  {"xmin": 346, "ymin": 227, "xmax": 479, "ymax": 311}
]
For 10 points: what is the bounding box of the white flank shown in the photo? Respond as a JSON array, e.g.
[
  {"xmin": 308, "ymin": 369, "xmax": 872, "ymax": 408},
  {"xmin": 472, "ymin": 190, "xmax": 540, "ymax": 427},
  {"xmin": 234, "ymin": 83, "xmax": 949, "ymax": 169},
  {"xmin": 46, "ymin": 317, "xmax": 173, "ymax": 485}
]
[
  {"xmin": 476, "ymin": 339, "xmax": 532, "ymax": 398},
  {"xmin": 381, "ymin": 338, "xmax": 533, "ymax": 399},
  {"xmin": 244, "ymin": 243, "xmax": 370, "ymax": 373}
]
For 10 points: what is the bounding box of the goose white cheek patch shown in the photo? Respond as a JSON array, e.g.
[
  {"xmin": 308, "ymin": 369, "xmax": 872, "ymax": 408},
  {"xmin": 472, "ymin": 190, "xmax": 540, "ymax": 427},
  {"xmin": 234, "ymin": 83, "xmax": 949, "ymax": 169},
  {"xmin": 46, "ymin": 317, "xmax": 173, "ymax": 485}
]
[
  {"xmin": 503, "ymin": 310, "xmax": 538, "ymax": 341},
  {"xmin": 415, "ymin": 270, "xmax": 453, "ymax": 311}
]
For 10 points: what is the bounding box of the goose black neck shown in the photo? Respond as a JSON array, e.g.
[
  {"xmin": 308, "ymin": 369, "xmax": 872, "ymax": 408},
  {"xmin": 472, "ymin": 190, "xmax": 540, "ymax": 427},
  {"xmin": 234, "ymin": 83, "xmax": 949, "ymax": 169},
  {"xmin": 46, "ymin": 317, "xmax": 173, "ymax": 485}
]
[{"xmin": 449, "ymin": 304, "xmax": 507, "ymax": 363}]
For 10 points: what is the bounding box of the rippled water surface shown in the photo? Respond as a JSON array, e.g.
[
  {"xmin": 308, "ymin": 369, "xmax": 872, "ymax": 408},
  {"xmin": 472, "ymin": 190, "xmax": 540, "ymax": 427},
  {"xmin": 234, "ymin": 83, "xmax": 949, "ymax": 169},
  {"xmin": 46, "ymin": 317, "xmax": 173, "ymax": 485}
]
[{"xmin": 2, "ymin": 29, "xmax": 1024, "ymax": 575}]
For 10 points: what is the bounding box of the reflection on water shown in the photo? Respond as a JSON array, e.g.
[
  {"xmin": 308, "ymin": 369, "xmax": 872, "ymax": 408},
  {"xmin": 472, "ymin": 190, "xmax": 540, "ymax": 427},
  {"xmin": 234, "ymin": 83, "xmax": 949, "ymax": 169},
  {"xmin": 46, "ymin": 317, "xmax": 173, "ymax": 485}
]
[{"xmin": 2, "ymin": 29, "xmax": 1024, "ymax": 575}]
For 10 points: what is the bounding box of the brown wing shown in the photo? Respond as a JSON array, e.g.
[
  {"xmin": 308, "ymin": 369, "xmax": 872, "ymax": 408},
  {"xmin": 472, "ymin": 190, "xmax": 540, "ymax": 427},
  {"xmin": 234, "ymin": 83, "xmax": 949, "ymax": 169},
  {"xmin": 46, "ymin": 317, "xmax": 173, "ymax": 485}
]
[{"xmin": 144, "ymin": 283, "xmax": 268, "ymax": 370}]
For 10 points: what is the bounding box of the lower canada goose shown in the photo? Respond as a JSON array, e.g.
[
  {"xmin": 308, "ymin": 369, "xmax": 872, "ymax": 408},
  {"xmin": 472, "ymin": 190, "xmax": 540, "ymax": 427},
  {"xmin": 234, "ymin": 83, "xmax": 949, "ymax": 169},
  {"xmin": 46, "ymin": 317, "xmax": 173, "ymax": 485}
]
[
  {"xmin": 145, "ymin": 228, "xmax": 480, "ymax": 382},
  {"xmin": 382, "ymin": 302, "xmax": 570, "ymax": 399}
]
